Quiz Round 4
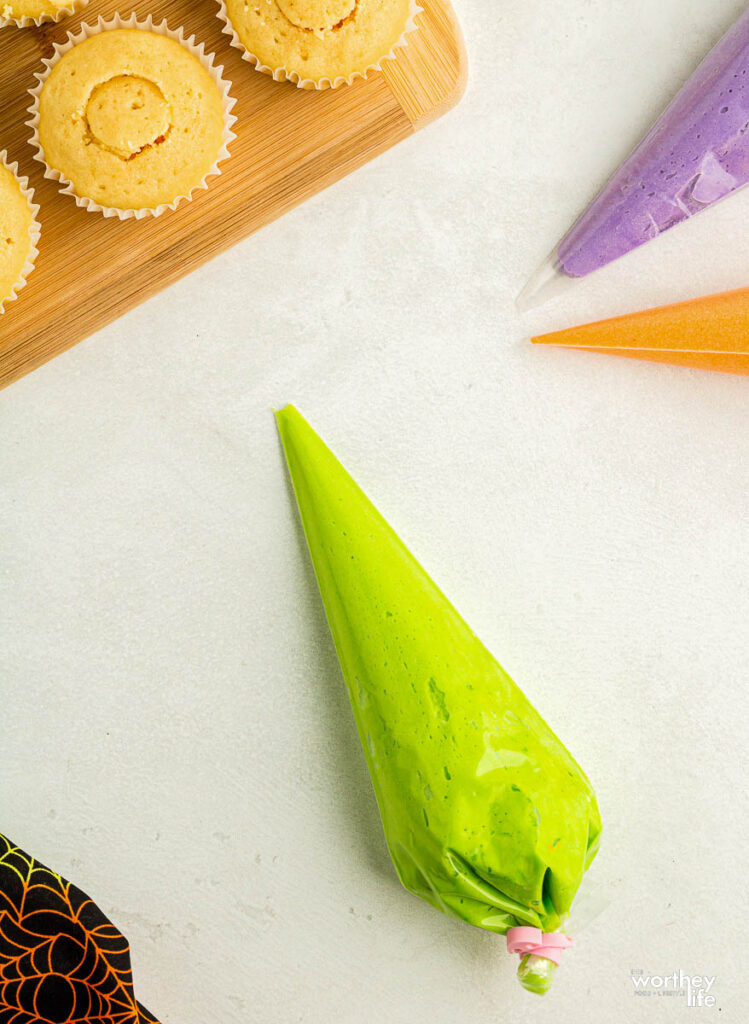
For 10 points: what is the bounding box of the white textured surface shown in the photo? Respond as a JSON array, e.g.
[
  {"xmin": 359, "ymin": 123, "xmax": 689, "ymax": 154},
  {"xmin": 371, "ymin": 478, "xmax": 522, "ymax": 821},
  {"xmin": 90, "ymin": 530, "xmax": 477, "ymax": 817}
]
[{"xmin": 2, "ymin": 1, "xmax": 748, "ymax": 1021}]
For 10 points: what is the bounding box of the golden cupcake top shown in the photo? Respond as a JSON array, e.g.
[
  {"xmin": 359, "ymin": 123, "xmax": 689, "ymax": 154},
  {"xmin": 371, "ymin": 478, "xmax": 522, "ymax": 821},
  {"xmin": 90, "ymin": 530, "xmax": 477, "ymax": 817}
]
[
  {"xmin": 0, "ymin": 163, "xmax": 35, "ymax": 308},
  {"xmin": 224, "ymin": 0, "xmax": 414, "ymax": 84},
  {"xmin": 2, "ymin": 1, "xmax": 80, "ymax": 22},
  {"xmin": 37, "ymin": 28, "xmax": 227, "ymax": 212}
]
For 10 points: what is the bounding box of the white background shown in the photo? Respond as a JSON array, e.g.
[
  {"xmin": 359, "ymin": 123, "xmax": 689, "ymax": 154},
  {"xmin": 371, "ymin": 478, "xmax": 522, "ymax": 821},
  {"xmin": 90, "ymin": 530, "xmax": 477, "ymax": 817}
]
[{"xmin": 2, "ymin": 1, "xmax": 749, "ymax": 1021}]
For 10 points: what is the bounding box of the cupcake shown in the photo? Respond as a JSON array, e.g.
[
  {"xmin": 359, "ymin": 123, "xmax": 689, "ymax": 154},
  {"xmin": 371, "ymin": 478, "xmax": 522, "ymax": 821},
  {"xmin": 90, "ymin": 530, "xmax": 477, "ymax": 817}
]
[
  {"xmin": 218, "ymin": 0, "xmax": 420, "ymax": 89},
  {"xmin": 27, "ymin": 16, "xmax": 236, "ymax": 219},
  {"xmin": 0, "ymin": 1, "xmax": 87, "ymax": 29},
  {"xmin": 0, "ymin": 152, "xmax": 40, "ymax": 314}
]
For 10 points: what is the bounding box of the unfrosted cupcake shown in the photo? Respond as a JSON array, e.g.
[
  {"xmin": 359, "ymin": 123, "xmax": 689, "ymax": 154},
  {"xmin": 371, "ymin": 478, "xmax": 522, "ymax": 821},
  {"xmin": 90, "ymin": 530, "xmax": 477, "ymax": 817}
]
[
  {"xmin": 218, "ymin": 0, "xmax": 419, "ymax": 89},
  {"xmin": 28, "ymin": 18, "xmax": 236, "ymax": 218},
  {"xmin": 0, "ymin": 1, "xmax": 87, "ymax": 29},
  {"xmin": 0, "ymin": 152, "xmax": 40, "ymax": 313}
]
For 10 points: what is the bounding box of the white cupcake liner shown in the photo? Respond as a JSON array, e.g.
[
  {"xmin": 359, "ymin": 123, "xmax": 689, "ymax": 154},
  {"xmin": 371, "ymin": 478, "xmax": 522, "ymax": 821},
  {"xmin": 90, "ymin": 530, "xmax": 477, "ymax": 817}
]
[
  {"xmin": 0, "ymin": 150, "xmax": 41, "ymax": 314},
  {"xmin": 0, "ymin": 0, "xmax": 88, "ymax": 30},
  {"xmin": 216, "ymin": 0, "xmax": 423, "ymax": 90},
  {"xmin": 26, "ymin": 13, "xmax": 238, "ymax": 220}
]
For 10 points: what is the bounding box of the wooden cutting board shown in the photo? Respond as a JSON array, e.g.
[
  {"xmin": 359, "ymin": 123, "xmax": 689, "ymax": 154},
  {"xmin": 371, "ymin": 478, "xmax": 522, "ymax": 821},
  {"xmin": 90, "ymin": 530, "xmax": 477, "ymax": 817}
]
[{"xmin": 0, "ymin": 0, "xmax": 466, "ymax": 389}]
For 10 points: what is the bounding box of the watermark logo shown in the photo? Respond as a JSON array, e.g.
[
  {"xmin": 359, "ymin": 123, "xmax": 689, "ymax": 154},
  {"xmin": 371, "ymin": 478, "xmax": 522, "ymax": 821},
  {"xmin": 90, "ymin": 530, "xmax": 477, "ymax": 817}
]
[{"xmin": 630, "ymin": 968, "xmax": 717, "ymax": 1008}]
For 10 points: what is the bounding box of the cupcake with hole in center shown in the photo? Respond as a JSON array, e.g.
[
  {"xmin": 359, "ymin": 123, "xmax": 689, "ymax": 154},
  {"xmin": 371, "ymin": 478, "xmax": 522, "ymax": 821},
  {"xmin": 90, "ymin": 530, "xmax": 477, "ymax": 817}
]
[
  {"xmin": 0, "ymin": 152, "xmax": 40, "ymax": 313},
  {"xmin": 27, "ymin": 16, "xmax": 236, "ymax": 219},
  {"xmin": 0, "ymin": 1, "xmax": 88, "ymax": 30},
  {"xmin": 218, "ymin": 0, "xmax": 420, "ymax": 89}
]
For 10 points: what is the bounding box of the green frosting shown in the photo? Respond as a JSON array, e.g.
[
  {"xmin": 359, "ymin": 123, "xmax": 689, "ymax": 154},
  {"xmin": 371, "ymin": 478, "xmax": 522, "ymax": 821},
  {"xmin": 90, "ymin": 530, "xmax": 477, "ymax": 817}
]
[
  {"xmin": 277, "ymin": 405, "xmax": 601, "ymax": 952},
  {"xmin": 517, "ymin": 955, "xmax": 558, "ymax": 995}
]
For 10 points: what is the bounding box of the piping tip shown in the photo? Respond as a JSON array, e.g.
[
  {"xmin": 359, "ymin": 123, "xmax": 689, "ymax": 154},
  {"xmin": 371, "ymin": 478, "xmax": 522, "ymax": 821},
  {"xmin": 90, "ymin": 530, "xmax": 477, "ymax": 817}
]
[{"xmin": 516, "ymin": 250, "xmax": 580, "ymax": 313}]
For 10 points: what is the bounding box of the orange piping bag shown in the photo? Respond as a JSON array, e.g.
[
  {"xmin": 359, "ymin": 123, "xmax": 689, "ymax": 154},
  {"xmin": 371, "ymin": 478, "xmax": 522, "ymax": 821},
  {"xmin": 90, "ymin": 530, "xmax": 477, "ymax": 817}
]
[{"xmin": 532, "ymin": 285, "xmax": 749, "ymax": 376}]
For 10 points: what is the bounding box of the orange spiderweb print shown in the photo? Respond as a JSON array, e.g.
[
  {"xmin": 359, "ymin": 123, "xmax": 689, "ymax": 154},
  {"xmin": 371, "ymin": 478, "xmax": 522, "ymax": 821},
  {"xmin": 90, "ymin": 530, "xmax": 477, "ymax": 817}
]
[{"xmin": 0, "ymin": 833, "xmax": 159, "ymax": 1024}]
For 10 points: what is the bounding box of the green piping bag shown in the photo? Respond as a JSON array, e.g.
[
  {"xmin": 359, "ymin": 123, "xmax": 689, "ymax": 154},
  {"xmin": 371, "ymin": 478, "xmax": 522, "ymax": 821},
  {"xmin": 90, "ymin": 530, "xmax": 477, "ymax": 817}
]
[{"xmin": 276, "ymin": 405, "xmax": 602, "ymax": 994}]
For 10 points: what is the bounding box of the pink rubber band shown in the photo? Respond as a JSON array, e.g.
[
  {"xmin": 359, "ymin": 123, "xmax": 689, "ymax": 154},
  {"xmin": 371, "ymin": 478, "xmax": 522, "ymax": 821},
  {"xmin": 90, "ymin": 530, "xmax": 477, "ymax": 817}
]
[{"xmin": 506, "ymin": 927, "xmax": 573, "ymax": 966}]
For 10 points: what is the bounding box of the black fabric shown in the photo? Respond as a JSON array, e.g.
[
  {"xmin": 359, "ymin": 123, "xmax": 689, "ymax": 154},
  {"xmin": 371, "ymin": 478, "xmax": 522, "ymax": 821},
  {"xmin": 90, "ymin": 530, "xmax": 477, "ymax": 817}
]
[{"xmin": 0, "ymin": 833, "xmax": 158, "ymax": 1023}]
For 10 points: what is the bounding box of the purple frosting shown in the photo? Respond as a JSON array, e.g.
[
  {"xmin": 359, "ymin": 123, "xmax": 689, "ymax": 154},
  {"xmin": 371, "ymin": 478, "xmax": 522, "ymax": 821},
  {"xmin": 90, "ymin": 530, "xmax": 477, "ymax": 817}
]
[{"xmin": 558, "ymin": 9, "xmax": 749, "ymax": 277}]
